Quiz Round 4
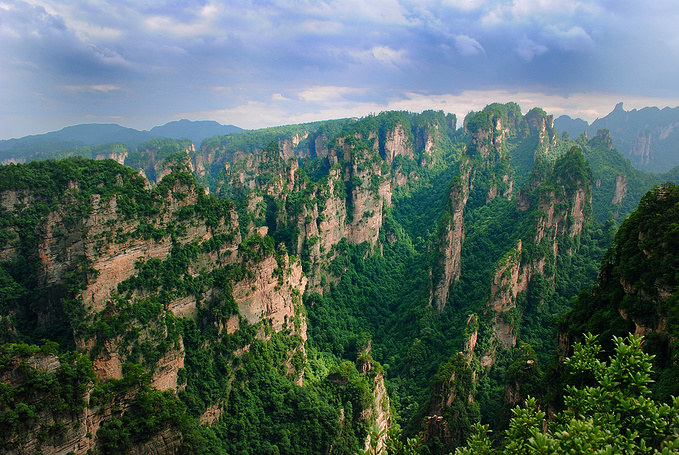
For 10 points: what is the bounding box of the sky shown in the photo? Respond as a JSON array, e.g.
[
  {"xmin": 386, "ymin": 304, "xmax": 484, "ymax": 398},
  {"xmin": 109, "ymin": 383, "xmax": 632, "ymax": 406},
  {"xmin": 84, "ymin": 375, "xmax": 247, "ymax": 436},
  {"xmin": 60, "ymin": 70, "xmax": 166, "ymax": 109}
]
[{"xmin": 2, "ymin": 0, "xmax": 679, "ymax": 139}]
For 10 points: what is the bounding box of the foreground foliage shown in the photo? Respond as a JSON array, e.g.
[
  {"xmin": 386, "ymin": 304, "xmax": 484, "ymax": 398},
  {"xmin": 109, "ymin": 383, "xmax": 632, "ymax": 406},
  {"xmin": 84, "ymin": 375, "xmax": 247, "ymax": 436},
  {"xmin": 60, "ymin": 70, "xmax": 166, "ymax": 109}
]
[{"xmin": 456, "ymin": 334, "xmax": 679, "ymax": 454}]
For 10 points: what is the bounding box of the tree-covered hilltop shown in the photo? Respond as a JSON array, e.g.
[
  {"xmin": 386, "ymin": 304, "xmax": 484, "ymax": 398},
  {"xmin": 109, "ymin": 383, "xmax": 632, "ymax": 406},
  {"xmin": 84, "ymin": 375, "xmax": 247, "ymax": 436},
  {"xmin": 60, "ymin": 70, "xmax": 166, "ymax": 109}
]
[{"xmin": 1, "ymin": 104, "xmax": 679, "ymax": 454}]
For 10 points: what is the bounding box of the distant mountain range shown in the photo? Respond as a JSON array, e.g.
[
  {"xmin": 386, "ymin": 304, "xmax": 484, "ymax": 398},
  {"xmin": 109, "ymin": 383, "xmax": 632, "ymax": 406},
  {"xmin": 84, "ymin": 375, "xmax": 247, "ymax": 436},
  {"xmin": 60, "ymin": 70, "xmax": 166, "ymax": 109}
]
[
  {"xmin": 4, "ymin": 104, "xmax": 679, "ymax": 173},
  {"xmin": 555, "ymin": 102, "xmax": 679, "ymax": 173},
  {"xmin": 149, "ymin": 119, "xmax": 243, "ymax": 146},
  {"xmin": 0, "ymin": 120, "xmax": 243, "ymax": 158}
]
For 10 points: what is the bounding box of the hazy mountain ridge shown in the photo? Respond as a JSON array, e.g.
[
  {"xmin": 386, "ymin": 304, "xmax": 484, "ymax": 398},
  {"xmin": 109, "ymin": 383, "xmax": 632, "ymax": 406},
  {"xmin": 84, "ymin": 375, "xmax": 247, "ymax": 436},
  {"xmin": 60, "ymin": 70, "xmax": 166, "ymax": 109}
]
[
  {"xmin": 0, "ymin": 123, "xmax": 157, "ymax": 151},
  {"xmin": 555, "ymin": 102, "xmax": 679, "ymax": 173},
  {"xmin": 149, "ymin": 120, "xmax": 243, "ymax": 147},
  {"xmin": 0, "ymin": 120, "xmax": 244, "ymax": 165}
]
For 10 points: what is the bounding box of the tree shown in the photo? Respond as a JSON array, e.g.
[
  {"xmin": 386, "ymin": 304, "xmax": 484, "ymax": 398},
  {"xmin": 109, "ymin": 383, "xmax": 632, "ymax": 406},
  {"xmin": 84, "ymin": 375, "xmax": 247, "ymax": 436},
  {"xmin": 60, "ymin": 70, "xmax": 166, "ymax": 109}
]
[{"xmin": 456, "ymin": 334, "xmax": 679, "ymax": 454}]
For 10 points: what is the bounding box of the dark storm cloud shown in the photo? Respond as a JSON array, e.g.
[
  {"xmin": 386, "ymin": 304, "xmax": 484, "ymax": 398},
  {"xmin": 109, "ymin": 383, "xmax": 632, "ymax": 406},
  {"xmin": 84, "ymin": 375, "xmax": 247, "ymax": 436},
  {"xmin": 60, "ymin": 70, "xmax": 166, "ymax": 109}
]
[{"xmin": 2, "ymin": 0, "xmax": 679, "ymax": 138}]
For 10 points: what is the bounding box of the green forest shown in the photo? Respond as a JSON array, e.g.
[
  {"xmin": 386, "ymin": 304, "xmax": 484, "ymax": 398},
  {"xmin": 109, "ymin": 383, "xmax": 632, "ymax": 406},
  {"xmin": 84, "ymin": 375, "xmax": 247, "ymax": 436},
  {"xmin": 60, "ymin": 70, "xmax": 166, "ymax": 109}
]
[{"xmin": 1, "ymin": 105, "xmax": 679, "ymax": 454}]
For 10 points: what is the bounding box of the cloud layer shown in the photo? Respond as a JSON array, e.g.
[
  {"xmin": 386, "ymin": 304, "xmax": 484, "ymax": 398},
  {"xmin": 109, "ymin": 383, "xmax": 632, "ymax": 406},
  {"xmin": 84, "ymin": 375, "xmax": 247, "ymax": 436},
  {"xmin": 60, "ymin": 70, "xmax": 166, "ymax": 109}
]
[{"xmin": 2, "ymin": 0, "xmax": 679, "ymax": 138}]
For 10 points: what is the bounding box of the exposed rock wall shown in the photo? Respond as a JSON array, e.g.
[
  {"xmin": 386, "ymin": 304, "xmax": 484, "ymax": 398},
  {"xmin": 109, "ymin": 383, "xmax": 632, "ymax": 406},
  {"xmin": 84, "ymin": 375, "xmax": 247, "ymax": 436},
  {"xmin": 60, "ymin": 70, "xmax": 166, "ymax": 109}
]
[
  {"xmin": 1, "ymin": 352, "xmax": 133, "ymax": 455},
  {"xmin": 612, "ymin": 174, "xmax": 628, "ymax": 204},
  {"xmin": 486, "ymin": 157, "xmax": 591, "ymax": 353},
  {"xmin": 216, "ymin": 121, "xmax": 446, "ymax": 294},
  {"xmin": 489, "ymin": 242, "xmax": 528, "ymax": 349},
  {"xmin": 383, "ymin": 123, "xmax": 414, "ymax": 164},
  {"xmin": 232, "ymin": 253, "xmax": 307, "ymax": 337},
  {"xmin": 0, "ymin": 163, "xmax": 314, "ymax": 454},
  {"xmin": 432, "ymin": 160, "xmax": 471, "ymax": 311},
  {"xmin": 346, "ymin": 158, "xmax": 390, "ymax": 247},
  {"xmin": 279, "ymin": 132, "xmax": 309, "ymax": 159},
  {"xmin": 356, "ymin": 346, "xmax": 392, "ymax": 454},
  {"xmin": 95, "ymin": 150, "xmax": 128, "ymax": 165}
]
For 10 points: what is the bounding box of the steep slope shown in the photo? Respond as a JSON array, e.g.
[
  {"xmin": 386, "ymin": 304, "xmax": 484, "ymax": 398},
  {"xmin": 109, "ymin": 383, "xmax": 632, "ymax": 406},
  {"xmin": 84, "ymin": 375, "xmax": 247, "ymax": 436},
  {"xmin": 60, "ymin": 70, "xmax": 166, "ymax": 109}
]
[
  {"xmin": 0, "ymin": 158, "xmax": 385, "ymax": 455},
  {"xmin": 214, "ymin": 111, "xmax": 457, "ymax": 293},
  {"xmin": 418, "ymin": 136, "xmax": 596, "ymax": 453},
  {"xmin": 222, "ymin": 104, "xmax": 607, "ymax": 453},
  {"xmin": 558, "ymin": 182, "xmax": 679, "ymax": 399}
]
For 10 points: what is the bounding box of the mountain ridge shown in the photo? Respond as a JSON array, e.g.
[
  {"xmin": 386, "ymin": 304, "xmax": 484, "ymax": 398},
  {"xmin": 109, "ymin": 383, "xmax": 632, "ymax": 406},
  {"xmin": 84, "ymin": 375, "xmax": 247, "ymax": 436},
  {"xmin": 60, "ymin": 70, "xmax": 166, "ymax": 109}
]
[
  {"xmin": 0, "ymin": 120, "xmax": 244, "ymax": 159},
  {"xmin": 555, "ymin": 102, "xmax": 679, "ymax": 172}
]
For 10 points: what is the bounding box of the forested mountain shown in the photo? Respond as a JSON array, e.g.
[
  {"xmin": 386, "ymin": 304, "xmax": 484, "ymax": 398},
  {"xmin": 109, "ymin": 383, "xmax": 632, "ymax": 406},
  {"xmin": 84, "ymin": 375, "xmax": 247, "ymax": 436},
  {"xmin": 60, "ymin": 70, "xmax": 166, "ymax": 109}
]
[
  {"xmin": 455, "ymin": 183, "xmax": 679, "ymax": 454},
  {"xmin": 1, "ymin": 104, "xmax": 679, "ymax": 454},
  {"xmin": 150, "ymin": 120, "xmax": 243, "ymax": 147},
  {"xmin": 0, "ymin": 124, "xmax": 157, "ymax": 158},
  {"xmin": 555, "ymin": 102, "xmax": 679, "ymax": 173},
  {"xmin": 0, "ymin": 120, "xmax": 242, "ymax": 166}
]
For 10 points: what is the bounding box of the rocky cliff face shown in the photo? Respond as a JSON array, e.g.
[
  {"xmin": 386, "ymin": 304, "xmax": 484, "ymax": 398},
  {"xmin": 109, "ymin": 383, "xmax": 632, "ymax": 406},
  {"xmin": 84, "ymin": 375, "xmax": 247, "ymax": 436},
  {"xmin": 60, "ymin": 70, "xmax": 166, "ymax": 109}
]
[
  {"xmin": 356, "ymin": 346, "xmax": 392, "ymax": 454},
  {"xmin": 432, "ymin": 107, "xmax": 521, "ymax": 312},
  {"xmin": 421, "ymin": 315, "xmax": 478, "ymax": 453},
  {"xmin": 487, "ymin": 147, "xmax": 591, "ymax": 353},
  {"xmin": 0, "ymin": 160, "xmax": 310, "ymax": 454},
  {"xmin": 628, "ymin": 122, "xmax": 679, "ymax": 169},
  {"xmin": 232, "ymin": 251, "xmax": 307, "ymax": 336},
  {"xmin": 559, "ymin": 183, "xmax": 679, "ymax": 372},
  {"xmin": 582, "ymin": 103, "xmax": 679, "ymax": 173},
  {"xmin": 488, "ymin": 241, "xmax": 530, "ymax": 349},
  {"xmin": 126, "ymin": 141, "xmax": 196, "ymax": 185},
  {"xmin": 215, "ymin": 115, "xmax": 449, "ymax": 293},
  {"xmin": 416, "ymin": 126, "xmax": 594, "ymax": 451},
  {"xmin": 2, "ymin": 106, "xmax": 622, "ymax": 454},
  {"xmin": 432, "ymin": 160, "xmax": 471, "ymax": 311}
]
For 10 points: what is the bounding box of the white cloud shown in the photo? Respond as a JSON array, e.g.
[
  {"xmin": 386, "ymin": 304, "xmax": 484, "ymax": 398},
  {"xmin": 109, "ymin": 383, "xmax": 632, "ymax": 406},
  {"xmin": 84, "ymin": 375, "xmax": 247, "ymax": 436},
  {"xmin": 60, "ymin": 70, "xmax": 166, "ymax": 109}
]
[
  {"xmin": 482, "ymin": 0, "xmax": 602, "ymax": 25},
  {"xmin": 297, "ymin": 86, "xmax": 366, "ymax": 103},
  {"xmin": 440, "ymin": 0, "xmax": 482, "ymax": 12},
  {"xmin": 144, "ymin": 14, "xmax": 214, "ymax": 38},
  {"xmin": 544, "ymin": 25, "xmax": 595, "ymax": 51},
  {"xmin": 61, "ymin": 84, "xmax": 124, "ymax": 93},
  {"xmin": 454, "ymin": 34, "xmax": 485, "ymax": 56},
  {"xmin": 371, "ymin": 46, "xmax": 408, "ymax": 66},
  {"xmin": 271, "ymin": 93, "xmax": 291, "ymax": 101},
  {"xmin": 4, "ymin": 0, "xmax": 679, "ymax": 138},
  {"xmin": 514, "ymin": 36, "xmax": 548, "ymax": 61},
  {"xmin": 295, "ymin": 0, "xmax": 411, "ymax": 26}
]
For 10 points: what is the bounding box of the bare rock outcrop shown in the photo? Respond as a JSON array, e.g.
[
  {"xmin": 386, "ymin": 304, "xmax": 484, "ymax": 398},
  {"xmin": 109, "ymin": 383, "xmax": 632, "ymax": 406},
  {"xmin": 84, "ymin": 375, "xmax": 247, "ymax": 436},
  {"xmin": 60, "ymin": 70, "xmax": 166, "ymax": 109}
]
[
  {"xmin": 612, "ymin": 174, "xmax": 628, "ymax": 205},
  {"xmin": 432, "ymin": 160, "xmax": 472, "ymax": 311},
  {"xmin": 232, "ymin": 253, "xmax": 308, "ymax": 338},
  {"xmin": 383, "ymin": 123, "xmax": 414, "ymax": 164}
]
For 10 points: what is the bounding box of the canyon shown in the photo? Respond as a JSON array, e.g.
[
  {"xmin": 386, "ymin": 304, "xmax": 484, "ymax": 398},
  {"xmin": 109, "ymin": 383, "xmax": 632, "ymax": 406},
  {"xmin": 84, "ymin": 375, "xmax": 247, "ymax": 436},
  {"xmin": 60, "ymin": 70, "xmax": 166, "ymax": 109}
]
[{"xmin": 1, "ymin": 104, "xmax": 678, "ymax": 454}]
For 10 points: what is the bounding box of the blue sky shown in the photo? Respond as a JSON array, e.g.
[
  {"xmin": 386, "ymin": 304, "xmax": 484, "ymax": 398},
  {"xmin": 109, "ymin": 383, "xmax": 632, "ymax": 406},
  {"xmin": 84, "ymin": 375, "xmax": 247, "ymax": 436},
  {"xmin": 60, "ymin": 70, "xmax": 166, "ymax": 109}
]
[{"xmin": 2, "ymin": 0, "xmax": 679, "ymax": 139}]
